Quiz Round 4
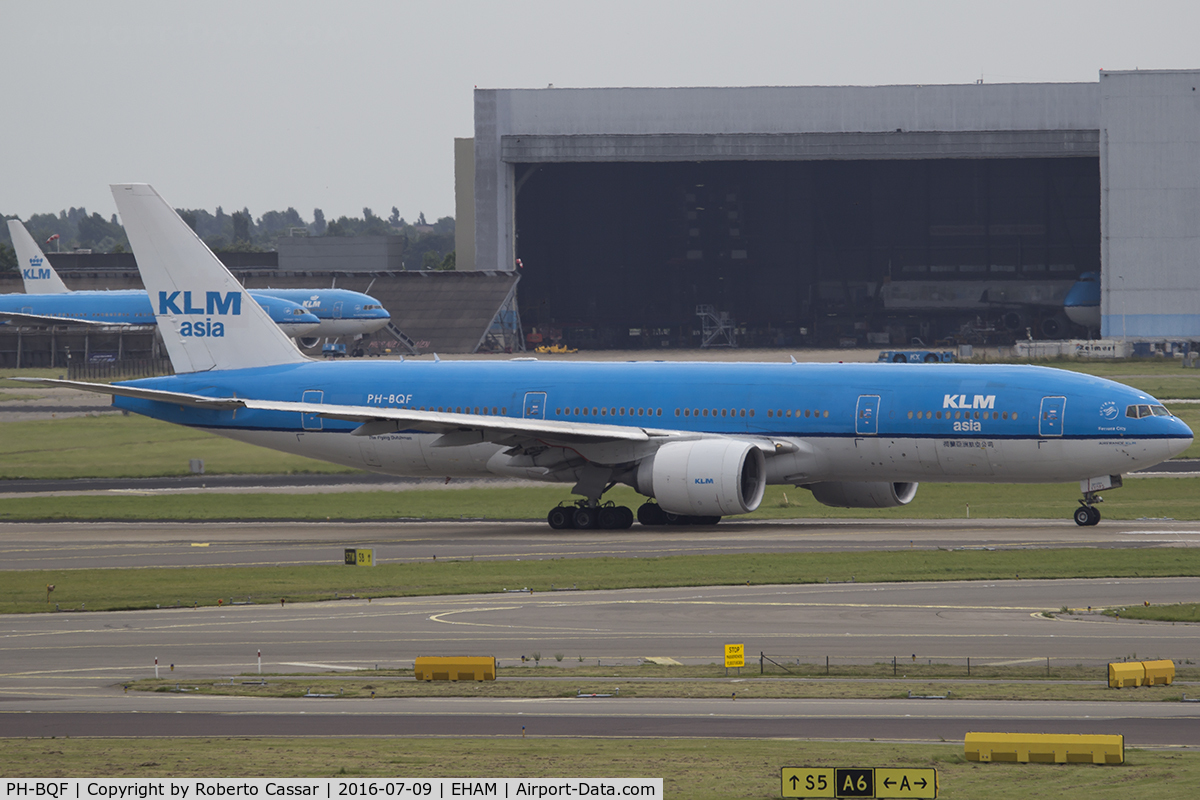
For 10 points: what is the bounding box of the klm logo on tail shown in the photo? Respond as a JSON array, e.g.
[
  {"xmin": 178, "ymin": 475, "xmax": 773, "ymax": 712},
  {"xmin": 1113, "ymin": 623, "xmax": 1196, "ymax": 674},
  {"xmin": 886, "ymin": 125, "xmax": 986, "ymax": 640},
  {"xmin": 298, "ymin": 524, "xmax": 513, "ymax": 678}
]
[
  {"xmin": 23, "ymin": 256, "xmax": 50, "ymax": 281},
  {"xmin": 158, "ymin": 290, "xmax": 242, "ymax": 338}
]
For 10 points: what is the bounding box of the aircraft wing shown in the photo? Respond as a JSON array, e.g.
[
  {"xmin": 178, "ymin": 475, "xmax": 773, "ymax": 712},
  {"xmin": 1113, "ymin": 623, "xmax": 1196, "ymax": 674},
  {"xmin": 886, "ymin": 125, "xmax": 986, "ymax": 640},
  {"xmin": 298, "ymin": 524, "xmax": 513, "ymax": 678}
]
[
  {"xmin": 0, "ymin": 311, "xmax": 150, "ymax": 328},
  {"xmin": 10, "ymin": 378, "xmax": 246, "ymax": 409},
  {"xmin": 13, "ymin": 378, "xmax": 793, "ymax": 455}
]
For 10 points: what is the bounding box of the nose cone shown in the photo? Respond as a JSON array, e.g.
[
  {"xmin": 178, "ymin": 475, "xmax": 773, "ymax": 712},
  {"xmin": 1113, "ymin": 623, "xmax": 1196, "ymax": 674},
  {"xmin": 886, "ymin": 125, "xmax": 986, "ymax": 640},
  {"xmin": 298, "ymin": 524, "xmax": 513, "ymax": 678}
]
[{"xmin": 1167, "ymin": 414, "xmax": 1195, "ymax": 459}]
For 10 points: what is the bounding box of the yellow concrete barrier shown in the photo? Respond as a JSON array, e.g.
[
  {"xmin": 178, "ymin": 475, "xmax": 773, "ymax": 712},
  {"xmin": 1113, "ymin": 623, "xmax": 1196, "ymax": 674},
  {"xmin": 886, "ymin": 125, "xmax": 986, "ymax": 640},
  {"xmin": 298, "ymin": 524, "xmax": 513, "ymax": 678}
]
[
  {"xmin": 965, "ymin": 732, "xmax": 1124, "ymax": 764},
  {"xmin": 1142, "ymin": 659, "xmax": 1175, "ymax": 686},
  {"xmin": 414, "ymin": 656, "xmax": 496, "ymax": 681},
  {"xmin": 1108, "ymin": 661, "xmax": 1144, "ymax": 688}
]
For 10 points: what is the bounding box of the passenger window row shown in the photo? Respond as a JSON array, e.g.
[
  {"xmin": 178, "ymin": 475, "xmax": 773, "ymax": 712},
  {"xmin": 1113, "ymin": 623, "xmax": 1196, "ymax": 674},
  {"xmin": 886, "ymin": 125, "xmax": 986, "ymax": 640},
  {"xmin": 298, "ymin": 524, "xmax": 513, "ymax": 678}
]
[
  {"xmin": 555, "ymin": 407, "xmax": 663, "ymax": 417},
  {"xmin": 419, "ymin": 406, "xmax": 508, "ymax": 415},
  {"xmin": 908, "ymin": 410, "xmax": 1018, "ymax": 421}
]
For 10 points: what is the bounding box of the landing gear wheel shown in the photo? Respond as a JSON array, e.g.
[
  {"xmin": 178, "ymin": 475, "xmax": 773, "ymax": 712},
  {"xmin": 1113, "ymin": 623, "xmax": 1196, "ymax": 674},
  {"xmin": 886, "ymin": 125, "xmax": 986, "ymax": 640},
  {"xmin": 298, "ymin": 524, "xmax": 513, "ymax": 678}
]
[
  {"xmin": 598, "ymin": 506, "xmax": 622, "ymax": 530},
  {"xmin": 618, "ymin": 506, "xmax": 635, "ymax": 529},
  {"xmin": 1087, "ymin": 506, "xmax": 1101, "ymax": 526},
  {"xmin": 547, "ymin": 506, "xmax": 574, "ymax": 529},
  {"xmin": 572, "ymin": 506, "xmax": 598, "ymax": 529},
  {"xmin": 663, "ymin": 511, "xmax": 690, "ymax": 525},
  {"xmin": 1073, "ymin": 506, "xmax": 1091, "ymax": 526},
  {"xmin": 637, "ymin": 502, "xmax": 666, "ymax": 526}
]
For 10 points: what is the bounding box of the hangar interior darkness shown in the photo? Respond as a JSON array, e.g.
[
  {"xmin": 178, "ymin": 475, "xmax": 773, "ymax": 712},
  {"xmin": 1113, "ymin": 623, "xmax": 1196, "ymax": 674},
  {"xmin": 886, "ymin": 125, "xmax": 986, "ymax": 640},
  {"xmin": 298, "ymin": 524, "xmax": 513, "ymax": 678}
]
[{"xmin": 514, "ymin": 158, "xmax": 1099, "ymax": 349}]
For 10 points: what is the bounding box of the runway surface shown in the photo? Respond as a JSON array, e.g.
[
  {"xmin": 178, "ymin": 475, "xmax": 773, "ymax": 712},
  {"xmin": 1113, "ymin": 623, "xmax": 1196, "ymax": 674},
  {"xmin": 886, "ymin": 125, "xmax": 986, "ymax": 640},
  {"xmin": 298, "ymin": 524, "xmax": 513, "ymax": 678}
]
[
  {"xmin": 2, "ymin": 518, "xmax": 1198, "ymax": 745},
  {"xmin": 3, "ymin": 516, "xmax": 1200, "ymax": 570}
]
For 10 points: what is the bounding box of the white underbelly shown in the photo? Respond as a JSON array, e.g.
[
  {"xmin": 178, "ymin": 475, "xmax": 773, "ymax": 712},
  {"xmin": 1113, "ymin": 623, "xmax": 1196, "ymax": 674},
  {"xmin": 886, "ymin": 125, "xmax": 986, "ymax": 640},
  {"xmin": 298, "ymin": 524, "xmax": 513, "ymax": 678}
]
[{"xmin": 767, "ymin": 435, "xmax": 1188, "ymax": 484}]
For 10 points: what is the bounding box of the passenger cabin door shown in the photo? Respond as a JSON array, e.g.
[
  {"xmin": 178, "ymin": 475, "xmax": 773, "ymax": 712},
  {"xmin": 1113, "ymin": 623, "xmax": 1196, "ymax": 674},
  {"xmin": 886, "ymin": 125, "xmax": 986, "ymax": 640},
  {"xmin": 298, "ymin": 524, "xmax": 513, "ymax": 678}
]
[
  {"xmin": 1039, "ymin": 396, "xmax": 1066, "ymax": 437},
  {"xmin": 302, "ymin": 389, "xmax": 324, "ymax": 430},
  {"xmin": 332, "ymin": 301, "xmax": 343, "ymax": 319},
  {"xmin": 855, "ymin": 395, "xmax": 881, "ymax": 435},
  {"xmin": 523, "ymin": 391, "xmax": 547, "ymax": 420}
]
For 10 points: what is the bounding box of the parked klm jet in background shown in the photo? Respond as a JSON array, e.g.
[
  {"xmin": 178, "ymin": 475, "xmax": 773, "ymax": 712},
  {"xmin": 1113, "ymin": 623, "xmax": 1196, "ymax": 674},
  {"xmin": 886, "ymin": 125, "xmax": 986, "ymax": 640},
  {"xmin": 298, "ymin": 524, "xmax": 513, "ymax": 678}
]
[
  {"xmin": 5, "ymin": 218, "xmax": 389, "ymax": 341},
  {"xmin": 1064, "ymin": 271, "xmax": 1101, "ymax": 333},
  {"xmin": 10, "ymin": 218, "xmax": 71, "ymax": 293},
  {"xmin": 246, "ymin": 288, "xmax": 391, "ymax": 347},
  {"xmin": 20, "ymin": 185, "xmax": 1193, "ymax": 530}
]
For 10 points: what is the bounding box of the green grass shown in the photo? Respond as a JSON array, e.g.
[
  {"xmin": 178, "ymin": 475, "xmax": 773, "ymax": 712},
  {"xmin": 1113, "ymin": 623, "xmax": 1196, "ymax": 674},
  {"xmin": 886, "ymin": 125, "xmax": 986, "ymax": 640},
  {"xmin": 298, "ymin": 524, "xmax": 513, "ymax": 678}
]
[
  {"xmin": 0, "ymin": 414, "xmax": 361, "ymax": 479},
  {"xmin": 0, "ymin": 738, "xmax": 1197, "ymax": 798},
  {"xmin": 963, "ymin": 356, "xmax": 1200, "ymax": 398},
  {"xmin": 7, "ymin": 547, "xmax": 1200, "ymax": 614},
  {"xmin": 1102, "ymin": 602, "xmax": 1200, "ymax": 623},
  {"xmin": 127, "ymin": 671, "xmax": 1200, "ymax": 702},
  {"xmin": 2, "ymin": 478, "xmax": 1197, "ymax": 522}
]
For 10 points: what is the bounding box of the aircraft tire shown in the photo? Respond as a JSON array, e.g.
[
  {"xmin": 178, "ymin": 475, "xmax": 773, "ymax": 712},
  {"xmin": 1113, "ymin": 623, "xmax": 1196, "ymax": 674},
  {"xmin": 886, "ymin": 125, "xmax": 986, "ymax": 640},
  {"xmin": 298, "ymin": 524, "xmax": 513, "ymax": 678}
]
[
  {"xmin": 548, "ymin": 507, "xmax": 574, "ymax": 529},
  {"xmin": 1087, "ymin": 506, "xmax": 1102, "ymax": 526},
  {"xmin": 618, "ymin": 506, "xmax": 635, "ymax": 529},
  {"xmin": 573, "ymin": 507, "xmax": 598, "ymax": 529},
  {"xmin": 1073, "ymin": 506, "xmax": 1092, "ymax": 526},
  {"xmin": 693, "ymin": 515, "xmax": 722, "ymax": 526},
  {"xmin": 637, "ymin": 503, "xmax": 666, "ymax": 526},
  {"xmin": 663, "ymin": 511, "xmax": 690, "ymax": 525},
  {"xmin": 598, "ymin": 506, "xmax": 623, "ymax": 530}
]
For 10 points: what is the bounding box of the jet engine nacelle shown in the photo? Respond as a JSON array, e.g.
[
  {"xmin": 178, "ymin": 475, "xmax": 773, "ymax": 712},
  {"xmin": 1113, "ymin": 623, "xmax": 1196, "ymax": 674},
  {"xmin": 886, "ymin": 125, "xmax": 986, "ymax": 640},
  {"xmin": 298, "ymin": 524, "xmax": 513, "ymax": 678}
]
[
  {"xmin": 806, "ymin": 481, "xmax": 919, "ymax": 509},
  {"xmin": 636, "ymin": 439, "xmax": 766, "ymax": 516}
]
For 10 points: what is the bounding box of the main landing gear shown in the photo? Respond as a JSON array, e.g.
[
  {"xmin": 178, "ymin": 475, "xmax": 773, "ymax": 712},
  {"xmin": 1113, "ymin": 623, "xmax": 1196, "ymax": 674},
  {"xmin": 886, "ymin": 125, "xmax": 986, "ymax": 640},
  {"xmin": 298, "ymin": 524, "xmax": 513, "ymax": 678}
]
[
  {"xmin": 636, "ymin": 501, "xmax": 721, "ymax": 527},
  {"xmin": 547, "ymin": 500, "xmax": 634, "ymax": 530}
]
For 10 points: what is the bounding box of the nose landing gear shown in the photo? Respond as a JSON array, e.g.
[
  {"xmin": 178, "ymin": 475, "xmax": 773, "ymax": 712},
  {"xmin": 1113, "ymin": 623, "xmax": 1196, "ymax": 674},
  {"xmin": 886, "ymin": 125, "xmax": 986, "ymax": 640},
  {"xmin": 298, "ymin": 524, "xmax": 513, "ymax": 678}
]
[
  {"xmin": 1074, "ymin": 476, "xmax": 1121, "ymax": 526},
  {"xmin": 1074, "ymin": 502, "xmax": 1101, "ymax": 526}
]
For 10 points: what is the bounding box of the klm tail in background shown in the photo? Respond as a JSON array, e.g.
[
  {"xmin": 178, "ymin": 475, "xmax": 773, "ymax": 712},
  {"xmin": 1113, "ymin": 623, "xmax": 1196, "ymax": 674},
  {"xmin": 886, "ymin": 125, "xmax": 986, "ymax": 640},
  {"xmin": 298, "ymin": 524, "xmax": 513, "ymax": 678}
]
[
  {"xmin": 8, "ymin": 219, "xmax": 71, "ymax": 294},
  {"xmin": 110, "ymin": 183, "xmax": 308, "ymax": 373}
]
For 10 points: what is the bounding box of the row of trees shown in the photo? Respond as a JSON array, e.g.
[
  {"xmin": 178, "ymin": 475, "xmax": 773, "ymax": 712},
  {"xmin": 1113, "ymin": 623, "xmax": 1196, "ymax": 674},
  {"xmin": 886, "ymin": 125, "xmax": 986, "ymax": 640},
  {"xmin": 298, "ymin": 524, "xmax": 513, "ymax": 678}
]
[{"xmin": 0, "ymin": 205, "xmax": 456, "ymax": 272}]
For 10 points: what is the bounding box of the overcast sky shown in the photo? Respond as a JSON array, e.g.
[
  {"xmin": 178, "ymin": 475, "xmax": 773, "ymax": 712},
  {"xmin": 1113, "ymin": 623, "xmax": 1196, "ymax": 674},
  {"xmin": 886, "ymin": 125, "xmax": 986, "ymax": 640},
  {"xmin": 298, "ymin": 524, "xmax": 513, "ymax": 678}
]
[{"xmin": 3, "ymin": 0, "xmax": 1197, "ymax": 225}]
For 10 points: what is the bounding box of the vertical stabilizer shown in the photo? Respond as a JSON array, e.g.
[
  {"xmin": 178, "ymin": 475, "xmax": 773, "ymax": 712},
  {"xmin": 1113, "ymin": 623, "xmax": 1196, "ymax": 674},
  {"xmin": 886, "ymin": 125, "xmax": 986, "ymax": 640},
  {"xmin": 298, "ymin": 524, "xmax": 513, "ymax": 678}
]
[
  {"xmin": 8, "ymin": 220, "xmax": 71, "ymax": 293},
  {"xmin": 111, "ymin": 183, "xmax": 308, "ymax": 373}
]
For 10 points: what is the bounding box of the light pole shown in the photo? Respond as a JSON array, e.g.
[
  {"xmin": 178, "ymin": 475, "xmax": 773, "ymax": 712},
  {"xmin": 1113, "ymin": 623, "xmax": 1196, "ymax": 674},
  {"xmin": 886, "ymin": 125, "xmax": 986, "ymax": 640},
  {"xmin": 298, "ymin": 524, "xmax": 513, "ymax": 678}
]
[{"xmin": 1117, "ymin": 275, "xmax": 1127, "ymax": 342}]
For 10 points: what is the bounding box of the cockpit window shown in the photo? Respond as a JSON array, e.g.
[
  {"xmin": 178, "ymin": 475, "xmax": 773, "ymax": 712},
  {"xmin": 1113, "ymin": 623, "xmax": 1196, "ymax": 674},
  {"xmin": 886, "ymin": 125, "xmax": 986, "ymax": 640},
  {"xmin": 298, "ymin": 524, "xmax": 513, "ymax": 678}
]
[{"xmin": 1127, "ymin": 404, "xmax": 1171, "ymax": 419}]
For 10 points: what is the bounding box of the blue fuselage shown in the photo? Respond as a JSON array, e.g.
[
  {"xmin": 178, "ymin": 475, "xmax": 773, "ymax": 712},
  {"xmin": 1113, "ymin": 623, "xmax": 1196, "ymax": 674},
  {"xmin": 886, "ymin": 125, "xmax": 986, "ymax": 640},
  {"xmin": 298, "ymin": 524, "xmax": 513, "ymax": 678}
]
[
  {"xmin": 113, "ymin": 360, "xmax": 1192, "ymax": 485},
  {"xmin": 244, "ymin": 288, "xmax": 391, "ymax": 337},
  {"xmin": 0, "ymin": 289, "xmax": 319, "ymax": 334}
]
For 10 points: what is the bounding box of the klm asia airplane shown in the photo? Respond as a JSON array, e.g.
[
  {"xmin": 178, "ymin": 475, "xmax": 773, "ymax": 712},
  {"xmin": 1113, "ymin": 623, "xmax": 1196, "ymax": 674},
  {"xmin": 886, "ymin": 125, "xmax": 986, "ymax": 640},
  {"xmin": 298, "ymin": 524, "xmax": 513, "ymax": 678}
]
[
  {"xmin": 4, "ymin": 218, "xmax": 391, "ymax": 341},
  {"xmin": 19, "ymin": 185, "xmax": 1194, "ymax": 529}
]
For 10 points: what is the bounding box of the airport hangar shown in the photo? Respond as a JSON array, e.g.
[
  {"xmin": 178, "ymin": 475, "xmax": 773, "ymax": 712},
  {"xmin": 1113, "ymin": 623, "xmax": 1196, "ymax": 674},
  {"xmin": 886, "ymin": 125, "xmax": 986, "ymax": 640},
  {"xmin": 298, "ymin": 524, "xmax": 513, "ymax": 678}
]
[{"xmin": 459, "ymin": 69, "xmax": 1200, "ymax": 350}]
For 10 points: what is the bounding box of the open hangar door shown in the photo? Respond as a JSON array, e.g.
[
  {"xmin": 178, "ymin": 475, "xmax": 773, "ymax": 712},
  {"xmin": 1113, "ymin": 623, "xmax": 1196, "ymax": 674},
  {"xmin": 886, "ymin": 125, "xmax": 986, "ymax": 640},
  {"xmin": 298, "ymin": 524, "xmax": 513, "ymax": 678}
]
[{"xmin": 512, "ymin": 157, "xmax": 1099, "ymax": 350}]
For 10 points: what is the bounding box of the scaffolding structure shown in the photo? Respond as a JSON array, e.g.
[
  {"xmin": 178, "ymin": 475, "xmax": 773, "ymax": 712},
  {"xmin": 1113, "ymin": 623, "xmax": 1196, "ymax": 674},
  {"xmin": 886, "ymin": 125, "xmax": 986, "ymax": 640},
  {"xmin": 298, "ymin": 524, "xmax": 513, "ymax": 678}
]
[{"xmin": 696, "ymin": 304, "xmax": 737, "ymax": 348}]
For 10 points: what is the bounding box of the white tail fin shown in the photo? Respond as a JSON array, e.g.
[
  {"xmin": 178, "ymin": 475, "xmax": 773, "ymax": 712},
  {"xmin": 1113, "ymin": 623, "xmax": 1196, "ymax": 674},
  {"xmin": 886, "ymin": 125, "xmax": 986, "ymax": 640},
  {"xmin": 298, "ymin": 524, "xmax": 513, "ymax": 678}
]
[
  {"xmin": 8, "ymin": 220, "xmax": 71, "ymax": 293},
  {"xmin": 111, "ymin": 183, "xmax": 307, "ymax": 373}
]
